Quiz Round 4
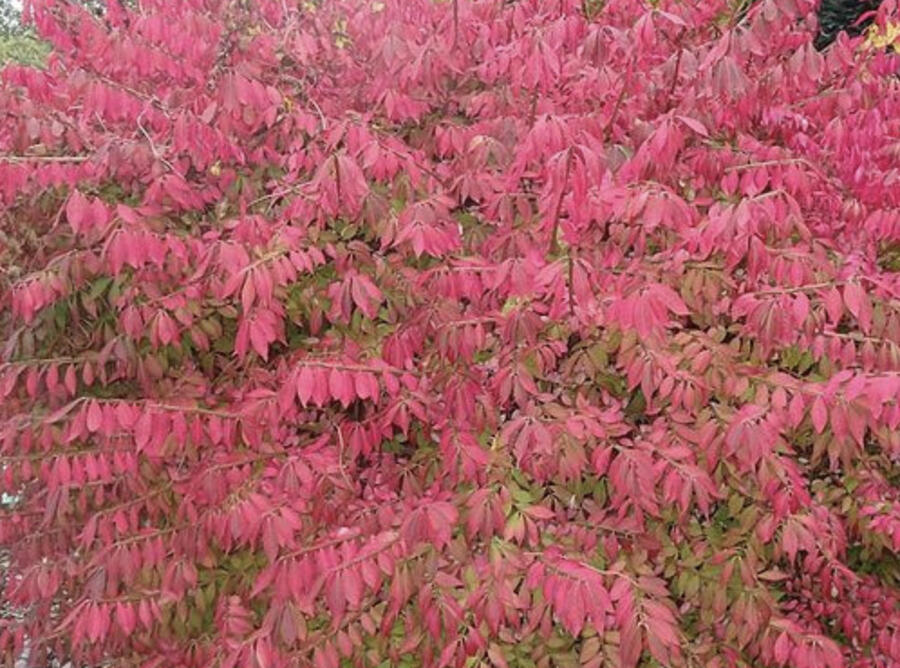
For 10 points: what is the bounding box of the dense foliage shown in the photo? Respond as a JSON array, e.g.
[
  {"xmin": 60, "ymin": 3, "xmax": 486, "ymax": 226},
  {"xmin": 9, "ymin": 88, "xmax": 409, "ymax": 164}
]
[
  {"xmin": 814, "ymin": 0, "xmax": 882, "ymax": 48},
  {"xmin": 0, "ymin": 0, "xmax": 45, "ymax": 67},
  {"xmin": 1, "ymin": 0, "xmax": 900, "ymax": 667},
  {"xmin": 0, "ymin": 30, "xmax": 49, "ymax": 69}
]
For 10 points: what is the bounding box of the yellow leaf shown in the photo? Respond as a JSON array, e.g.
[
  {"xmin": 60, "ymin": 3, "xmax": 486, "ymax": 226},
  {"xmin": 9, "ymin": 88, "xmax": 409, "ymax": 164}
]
[{"xmin": 865, "ymin": 21, "xmax": 900, "ymax": 51}]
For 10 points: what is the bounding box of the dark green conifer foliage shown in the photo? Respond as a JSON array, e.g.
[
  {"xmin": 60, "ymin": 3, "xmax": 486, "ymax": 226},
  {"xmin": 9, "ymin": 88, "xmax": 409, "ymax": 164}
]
[{"xmin": 814, "ymin": 0, "xmax": 881, "ymax": 49}]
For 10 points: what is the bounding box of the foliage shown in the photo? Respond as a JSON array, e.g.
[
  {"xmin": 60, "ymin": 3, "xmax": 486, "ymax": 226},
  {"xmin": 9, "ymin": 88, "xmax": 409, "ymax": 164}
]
[
  {"xmin": 865, "ymin": 16, "xmax": 900, "ymax": 49},
  {"xmin": 1, "ymin": 1, "xmax": 900, "ymax": 668},
  {"xmin": 815, "ymin": 0, "xmax": 881, "ymax": 49},
  {"xmin": 0, "ymin": 0, "xmax": 106, "ymax": 67},
  {"xmin": 0, "ymin": 31, "xmax": 49, "ymax": 67}
]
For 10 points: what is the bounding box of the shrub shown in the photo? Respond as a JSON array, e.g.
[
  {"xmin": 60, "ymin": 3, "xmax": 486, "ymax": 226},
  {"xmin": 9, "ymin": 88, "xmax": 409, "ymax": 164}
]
[
  {"xmin": 1, "ymin": 1, "xmax": 899, "ymax": 667},
  {"xmin": 0, "ymin": 32, "xmax": 50, "ymax": 68},
  {"xmin": 815, "ymin": 0, "xmax": 882, "ymax": 49}
]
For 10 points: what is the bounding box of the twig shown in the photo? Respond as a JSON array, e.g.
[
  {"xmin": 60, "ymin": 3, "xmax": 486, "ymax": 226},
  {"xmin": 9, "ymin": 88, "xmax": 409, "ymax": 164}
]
[
  {"xmin": 136, "ymin": 108, "xmax": 177, "ymax": 175},
  {"xmin": 335, "ymin": 423, "xmax": 352, "ymax": 489},
  {"xmin": 548, "ymin": 148, "xmax": 572, "ymax": 256},
  {"xmin": 0, "ymin": 155, "xmax": 91, "ymax": 163}
]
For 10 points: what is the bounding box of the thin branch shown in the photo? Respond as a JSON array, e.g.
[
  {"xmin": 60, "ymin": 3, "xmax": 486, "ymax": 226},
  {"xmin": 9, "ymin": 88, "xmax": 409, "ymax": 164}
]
[{"xmin": 0, "ymin": 154, "xmax": 91, "ymax": 163}]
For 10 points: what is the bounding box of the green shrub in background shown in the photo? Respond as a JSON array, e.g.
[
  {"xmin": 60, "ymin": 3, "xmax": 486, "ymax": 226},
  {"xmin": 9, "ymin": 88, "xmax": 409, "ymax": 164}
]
[
  {"xmin": 0, "ymin": 31, "xmax": 49, "ymax": 67},
  {"xmin": 0, "ymin": 0, "xmax": 48, "ymax": 67},
  {"xmin": 0, "ymin": 0, "xmax": 110, "ymax": 68}
]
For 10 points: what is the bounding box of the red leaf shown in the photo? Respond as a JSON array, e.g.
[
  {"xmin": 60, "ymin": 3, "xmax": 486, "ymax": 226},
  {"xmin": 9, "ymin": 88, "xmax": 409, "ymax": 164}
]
[
  {"xmin": 774, "ymin": 632, "xmax": 791, "ymax": 664},
  {"xmin": 811, "ymin": 396, "xmax": 828, "ymax": 434},
  {"xmin": 523, "ymin": 505, "xmax": 554, "ymax": 520},
  {"xmin": 329, "ymin": 368, "xmax": 354, "ymax": 408},
  {"xmin": 354, "ymin": 371, "xmax": 378, "ymax": 401},
  {"xmin": 134, "ymin": 410, "xmax": 153, "ymax": 452},
  {"xmin": 342, "ymin": 568, "xmax": 364, "ymax": 607},
  {"xmin": 843, "ymin": 282, "xmax": 872, "ymax": 332},
  {"xmin": 115, "ymin": 602, "xmax": 136, "ymax": 636},
  {"xmin": 296, "ymin": 365, "xmax": 315, "ymax": 406},
  {"xmin": 249, "ymin": 318, "xmax": 270, "ymax": 361},
  {"xmin": 64, "ymin": 364, "xmax": 77, "ymax": 396},
  {"xmin": 66, "ymin": 190, "xmax": 89, "ymax": 233},
  {"xmin": 86, "ymin": 400, "xmax": 103, "ymax": 433},
  {"xmin": 676, "ymin": 114, "xmax": 709, "ymax": 137}
]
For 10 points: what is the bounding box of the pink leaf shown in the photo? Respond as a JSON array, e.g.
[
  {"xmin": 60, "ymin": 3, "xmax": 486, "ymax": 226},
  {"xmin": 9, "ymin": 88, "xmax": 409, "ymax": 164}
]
[
  {"xmin": 66, "ymin": 190, "xmax": 89, "ymax": 233},
  {"xmin": 843, "ymin": 282, "xmax": 872, "ymax": 332},
  {"xmin": 811, "ymin": 396, "xmax": 828, "ymax": 434}
]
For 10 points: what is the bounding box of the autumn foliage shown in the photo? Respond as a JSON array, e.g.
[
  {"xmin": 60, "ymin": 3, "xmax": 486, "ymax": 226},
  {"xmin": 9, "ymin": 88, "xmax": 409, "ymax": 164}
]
[{"xmin": 1, "ymin": 0, "xmax": 900, "ymax": 666}]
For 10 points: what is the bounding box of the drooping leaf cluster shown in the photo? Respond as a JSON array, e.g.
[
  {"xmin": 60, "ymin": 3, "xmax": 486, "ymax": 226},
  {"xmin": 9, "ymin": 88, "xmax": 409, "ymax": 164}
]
[{"xmin": 1, "ymin": 1, "xmax": 899, "ymax": 668}]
